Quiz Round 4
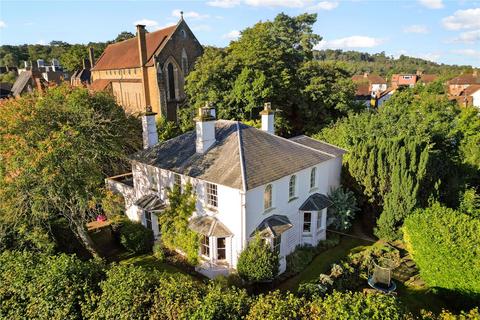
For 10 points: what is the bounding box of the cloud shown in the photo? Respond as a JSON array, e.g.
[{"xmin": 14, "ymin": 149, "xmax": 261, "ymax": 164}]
[
  {"xmin": 0, "ymin": 20, "xmax": 6, "ymax": 29},
  {"xmin": 172, "ymin": 9, "xmax": 209, "ymax": 20},
  {"xmin": 244, "ymin": 0, "xmax": 312, "ymax": 8},
  {"xmin": 36, "ymin": 40, "xmax": 46, "ymax": 45},
  {"xmin": 133, "ymin": 19, "xmax": 159, "ymax": 27},
  {"xmin": 418, "ymin": 0, "xmax": 444, "ymax": 9},
  {"xmin": 442, "ymin": 8, "xmax": 480, "ymax": 30},
  {"xmin": 403, "ymin": 25, "xmax": 429, "ymax": 34},
  {"xmin": 453, "ymin": 49, "xmax": 480, "ymax": 58},
  {"xmin": 307, "ymin": 1, "xmax": 339, "ymax": 11},
  {"xmin": 207, "ymin": 0, "xmax": 241, "ymax": 8},
  {"xmin": 223, "ymin": 30, "xmax": 241, "ymax": 40},
  {"xmin": 417, "ymin": 52, "xmax": 441, "ymax": 62},
  {"xmin": 453, "ymin": 29, "xmax": 480, "ymax": 43},
  {"xmin": 314, "ymin": 36, "xmax": 384, "ymax": 49}
]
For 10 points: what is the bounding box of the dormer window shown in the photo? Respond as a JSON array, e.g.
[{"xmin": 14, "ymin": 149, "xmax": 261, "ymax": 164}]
[
  {"xmin": 264, "ymin": 184, "xmax": 272, "ymax": 210},
  {"xmin": 289, "ymin": 175, "xmax": 296, "ymax": 199}
]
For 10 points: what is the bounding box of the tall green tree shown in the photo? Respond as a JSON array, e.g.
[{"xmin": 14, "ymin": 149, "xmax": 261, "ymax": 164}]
[
  {"xmin": 0, "ymin": 85, "xmax": 141, "ymax": 256},
  {"xmin": 186, "ymin": 13, "xmax": 357, "ymax": 136}
]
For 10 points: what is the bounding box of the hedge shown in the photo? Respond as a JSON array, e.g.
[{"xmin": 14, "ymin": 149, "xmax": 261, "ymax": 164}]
[{"xmin": 403, "ymin": 203, "xmax": 480, "ymax": 298}]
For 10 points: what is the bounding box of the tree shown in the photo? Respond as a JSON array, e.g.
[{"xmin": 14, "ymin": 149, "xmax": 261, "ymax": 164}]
[
  {"xmin": 237, "ymin": 234, "xmax": 279, "ymax": 282},
  {"xmin": 316, "ymin": 89, "xmax": 465, "ymax": 239},
  {"xmin": 403, "ymin": 203, "xmax": 480, "ymax": 300},
  {"xmin": 0, "ymin": 86, "xmax": 141, "ymax": 257},
  {"xmin": 60, "ymin": 44, "xmax": 88, "ymax": 72},
  {"xmin": 459, "ymin": 188, "xmax": 480, "ymax": 218},
  {"xmin": 186, "ymin": 13, "xmax": 357, "ymax": 136},
  {"xmin": 0, "ymin": 251, "xmax": 104, "ymax": 320},
  {"xmin": 328, "ymin": 187, "xmax": 359, "ymax": 231},
  {"xmin": 2, "ymin": 53, "xmax": 16, "ymax": 67},
  {"xmin": 114, "ymin": 31, "xmax": 135, "ymax": 43}
]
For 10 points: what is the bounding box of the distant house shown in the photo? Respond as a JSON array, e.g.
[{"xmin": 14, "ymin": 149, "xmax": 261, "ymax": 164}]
[
  {"xmin": 352, "ymin": 73, "xmax": 388, "ymax": 107},
  {"xmin": 107, "ymin": 104, "xmax": 345, "ymax": 278},
  {"xmin": 10, "ymin": 70, "xmax": 47, "ymax": 97},
  {"xmin": 90, "ymin": 15, "xmax": 203, "ymax": 121},
  {"xmin": 391, "ymin": 74, "xmax": 417, "ymax": 89},
  {"xmin": 71, "ymin": 48, "xmax": 95, "ymax": 87},
  {"xmin": 463, "ymin": 84, "xmax": 480, "ymax": 108},
  {"xmin": 447, "ymin": 71, "xmax": 480, "ymax": 96}
]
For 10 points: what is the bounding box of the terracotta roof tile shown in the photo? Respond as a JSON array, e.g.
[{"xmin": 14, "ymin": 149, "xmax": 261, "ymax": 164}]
[
  {"xmin": 463, "ymin": 84, "xmax": 480, "ymax": 96},
  {"xmin": 92, "ymin": 25, "xmax": 176, "ymax": 71},
  {"xmin": 352, "ymin": 74, "xmax": 387, "ymax": 85},
  {"xmin": 448, "ymin": 74, "xmax": 480, "ymax": 85},
  {"xmin": 89, "ymin": 79, "xmax": 112, "ymax": 92}
]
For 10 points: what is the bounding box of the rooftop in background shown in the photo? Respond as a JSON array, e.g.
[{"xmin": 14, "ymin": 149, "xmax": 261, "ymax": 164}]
[
  {"xmin": 131, "ymin": 120, "xmax": 344, "ymax": 191},
  {"xmin": 448, "ymin": 73, "xmax": 480, "ymax": 85},
  {"xmin": 352, "ymin": 73, "xmax": 387, "ymax": 85},
  {"xmin": 92, "ymin": 25, "xmax": 177, "ymax": 71}
]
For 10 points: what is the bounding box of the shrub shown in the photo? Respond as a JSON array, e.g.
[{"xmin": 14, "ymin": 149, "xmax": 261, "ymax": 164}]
[
  {"xmin": 190, "ymin": 284, "xmax": 252, "ymax": 320},
  {"xmin": 328, "ymin": 187, "xmax": 359, "ymax": 231},
  {"xmin": 237, "ymin": 234, "xmax": 279, "ymax": 283},
  {"xmin": 152, "ymin": 242, "xmax": 165, "ymax": 262},
  {"xmin": 306, "ymin": 290, "xmax": 407, "ymax": 320},
  {"xmin": 158, "ymin": 184, "xmax": 199, "ymax": 265},
  {"xmin": 459, "ymin": 188, "xmax": 480, "ymax": 218},
  {"xmin": 246, "ymin": 291, "xmax": 305, "ymax": 320},
  {"xmin": 0, "ymin": 251, "xmax": 104, "ymax": 320},
  {"xmin": 150, "ymin": 273, "xmax": 205, "ymax": 319},
  {"xmin": 403, "ymin": 203, "xmax": 480, "ymax": 299},
  {"xmin": 118, "ymin": 220, "xmax": 154, "ymax": 254},
  {"xmin": 92, "ymin": 264, "xmax": 160, "ymax": 320},
  {"xmin": 286, "ymin": 246, "xmax": 316, "ymax": 274}
]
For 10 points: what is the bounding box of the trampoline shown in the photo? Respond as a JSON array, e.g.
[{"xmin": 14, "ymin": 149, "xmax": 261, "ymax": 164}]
[{"xmin": 367, "ymin": 259, "xmax": 397, "ymax": 293}]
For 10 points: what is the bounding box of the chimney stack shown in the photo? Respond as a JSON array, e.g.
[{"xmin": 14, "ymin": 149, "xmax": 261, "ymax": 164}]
[
  {"xmin": 136, "ymin": 24, "xmax": 151, "ymax": 108},
  {"xmin": 142, "ymin": 106, "xmax": 159, "ymax": 149},
  {"xmin": 260, "ymin": 102, "xmax": 275, "ymax": 135},
  {"xmin": 195, "ymin": 103, "xmax": 216, "ymax": 154},
  {"xmin": 88, "ymin": 47, "xmax": 95, "ymax": 69},
  {"xmin": 363, "ymin": 72, "xmax": 369, "ymax": 78}
]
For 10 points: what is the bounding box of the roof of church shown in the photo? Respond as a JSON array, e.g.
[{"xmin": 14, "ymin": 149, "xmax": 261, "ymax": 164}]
[
  {"xmin": 131, "ymin": 120, "xmax": 345, "ymax": 191},
  {"xmin": 91, "ymin": 25, "xmax": 177, "ymax": 71}
]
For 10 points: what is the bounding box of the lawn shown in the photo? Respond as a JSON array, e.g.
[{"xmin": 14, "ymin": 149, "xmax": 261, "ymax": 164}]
[
  {"xmin": 278, "ymin": 236, "xmax": 371, "ymax": 292},
  {"xmin": 118, "ymin": 253, "xmax": 189, "ymax": 275}
]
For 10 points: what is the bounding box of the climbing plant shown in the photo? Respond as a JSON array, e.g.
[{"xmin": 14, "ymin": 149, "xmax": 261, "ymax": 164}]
[{"xmin": 157, "ymin": 183, "xmax": 199, "ymax": 265}]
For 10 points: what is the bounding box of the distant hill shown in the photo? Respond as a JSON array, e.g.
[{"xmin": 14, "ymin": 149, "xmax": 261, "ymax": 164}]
[{"xmin": 313, "ymin": 49, "xmax": 474, "ymax": 78}]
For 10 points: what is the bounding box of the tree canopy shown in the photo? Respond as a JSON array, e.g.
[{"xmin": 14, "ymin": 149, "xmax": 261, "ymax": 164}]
[
  {"xmin": 0, "ymin": 85, "xmax": 141, "ymax": 256},
  {"xmin": 185, "ymin": 13, "xmax": 359, "ymax": 136}
]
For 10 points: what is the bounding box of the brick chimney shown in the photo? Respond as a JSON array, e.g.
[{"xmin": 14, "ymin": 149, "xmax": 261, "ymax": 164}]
[
  {"xmin": 137, "ymin": 24, "xmax": 151, "ymax": 108},
  {"xmin": 142, "ymin": 106, "xmax": 159, "ymax": 149},
  {"xmin": 88, "ymin": 47, "xmax": 95, "ymax": 69},
  {"xmin": 260, "ymin": 102, "xmax": 275, "ymax": 135},
  {"xmin": 195, "ymin": 103, "xmax": 216, "ymax": 154}
]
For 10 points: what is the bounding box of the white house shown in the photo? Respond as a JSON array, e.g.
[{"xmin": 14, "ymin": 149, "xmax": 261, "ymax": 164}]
[{"xmin": 107, "ymin": 103, "xmax": 345, "ymax": 278}]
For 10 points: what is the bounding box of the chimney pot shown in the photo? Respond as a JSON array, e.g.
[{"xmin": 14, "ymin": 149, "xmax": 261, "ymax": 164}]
[
  {"xmin": 260, "ymin": 102, "xmax": 275, "ymax": 135},
  {"xmin": 142, "ymin": 106, "xmax": 158, "ymax": 149},
  {"xmin": 195, "ymin": 103, "xmax": 216, "ymax": 154}
]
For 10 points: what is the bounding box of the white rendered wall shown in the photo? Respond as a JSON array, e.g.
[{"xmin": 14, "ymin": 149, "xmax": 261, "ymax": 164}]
[{"xmin": 472, "ymin": 90, "xmax": 480, "ymax": 108}]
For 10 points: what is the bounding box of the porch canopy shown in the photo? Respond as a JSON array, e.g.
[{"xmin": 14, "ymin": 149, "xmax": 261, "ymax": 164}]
[
  {"xmin": 251, "ymin": 214, "xmax": 293, "ymax": 238},
  {"xmin": 299, "ymin": 193, "xmax": 333, "ymax": 211},
  {"xmin": 134, "ymin": 194, "xmax": 166, "ymax": 213},
  {"xmin": 189, "ymin": 215, "xmax": 233, "ymax": 237}
]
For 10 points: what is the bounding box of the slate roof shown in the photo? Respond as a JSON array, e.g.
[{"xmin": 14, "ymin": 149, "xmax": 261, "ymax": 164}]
[
  {"xmin": 134, "ymin": 194, "xmax": 166, "ymax": 212},
  {"xmin": 92, "ymin": 25, "xmax": 176, "ymax": 71},
  {"xmin": 131, "ymin": 120, "xmax": 344, "ymax": 191},
  {"xmin": 11, "ymin": 71, "xmax": 32, "ymax": 96},
  {"xmin": 289, "ymin": 135, "xmax": 347, "ymax": 157},
  {"xmin": 251, "ymin": 214, "xmax": 293, "ymax": 238},
  {"xmin": 189, "ymin": 215, "xmax": 233, "ymax": 237},
  {"xmin": 299, "ymin": 193, "xmax": 333, "ymax": 211}
]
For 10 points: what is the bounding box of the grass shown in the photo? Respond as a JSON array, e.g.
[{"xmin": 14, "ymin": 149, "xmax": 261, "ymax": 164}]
[
  {"xmin": 118, "ymin": 253, "xmax": 192, "ymax": 276},
  {"xmin": 277, "ymin": 236, "xmax": 370, "ymax": 292},
  {"xmin": 396, "ymin": 280, "xmax": 448, "ymax": 315}
]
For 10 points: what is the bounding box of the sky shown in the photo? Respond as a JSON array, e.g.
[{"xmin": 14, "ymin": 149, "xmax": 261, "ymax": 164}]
[{"xmin": 0, "ymin": 0, "xmax": 479, "ymax": 67}]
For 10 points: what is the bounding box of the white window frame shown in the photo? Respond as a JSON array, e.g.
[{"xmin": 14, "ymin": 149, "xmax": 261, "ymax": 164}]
[
  {"xmin": 206, "ymin": 182, "xmax": 218, "ymax": 208},
  {"xmin": 303, "ymin": 211, "xmax": 312, "ymax": 233},
  {"xmin": 145, "ymin": 211, "xmax": 152, "ymax": 230},
  {"xmin": 174, "ymin": 173, "xmax": 182, "ymax": 192},
  {"xmin": 264, "ymin": 184, "xmax": 273, "ymax": 210},
  {"xmin": 317, "ymin": 211, "xmax": 323, "ymax": 231},
  {"xmin": 217, "ymin": 237, "xmax": 226, "ymax": 261},
  {"xmin": 149, "ymin": 167, "xmax": 159, "ymax": 192},
  {"xmin": 289, "ymin": 175, "xmax": 296, "ymax": 199},
  {"xmin": 273, "ymin": 235, "xmax": 281, "ymax": 255},
  {"xmin": 201, "ymin": 235, "xmax": 210, "ymax": 258},
  {"xmin": 310, "ymin": 167, "xmax": 317, "ymax": 189}
]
